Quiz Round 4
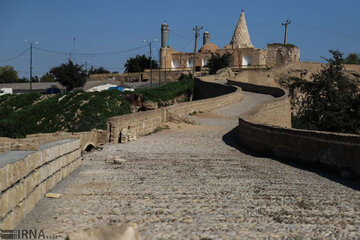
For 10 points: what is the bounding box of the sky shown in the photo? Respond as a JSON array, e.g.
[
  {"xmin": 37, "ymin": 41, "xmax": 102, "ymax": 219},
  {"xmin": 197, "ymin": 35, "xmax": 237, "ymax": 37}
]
[{"xmin": 0, "ymin": 0, "xmax": 359, "ymax": 78}]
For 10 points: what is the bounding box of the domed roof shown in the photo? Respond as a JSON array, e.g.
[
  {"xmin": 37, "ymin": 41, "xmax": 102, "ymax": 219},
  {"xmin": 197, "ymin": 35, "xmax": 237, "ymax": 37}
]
[{"xmin": 199, "ymin": 43, "xmax": 219, "ymax": 53}]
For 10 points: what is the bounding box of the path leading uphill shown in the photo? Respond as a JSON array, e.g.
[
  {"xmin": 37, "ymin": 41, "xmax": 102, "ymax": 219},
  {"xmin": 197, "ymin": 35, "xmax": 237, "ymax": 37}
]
[{"xmin": 19, "ymin": 91, "xmax": 360, "ymax": 239}]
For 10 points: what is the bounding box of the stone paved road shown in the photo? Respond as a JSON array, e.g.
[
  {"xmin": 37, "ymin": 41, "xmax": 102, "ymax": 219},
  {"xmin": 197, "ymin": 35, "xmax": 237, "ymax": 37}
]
[{"xmin": 19, "ymin": 91, "xmax": 360, "ymax": 239}]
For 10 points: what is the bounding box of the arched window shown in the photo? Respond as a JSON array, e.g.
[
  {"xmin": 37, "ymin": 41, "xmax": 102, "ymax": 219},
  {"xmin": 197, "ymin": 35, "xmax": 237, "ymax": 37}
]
[
  {"xmin": 242, "ymin": 55, "xmax": 253, "ymax": 66},
  {"xmin": 171, "ymin": 59, "xmax": 181, "ymax": 69},
  {"xmin": 202, "ymin": 57, "xmax": 209, "ymax": 67},
  {"xmin": 186, "ymin": 58, "xmax": 194, "ymax": 68}
]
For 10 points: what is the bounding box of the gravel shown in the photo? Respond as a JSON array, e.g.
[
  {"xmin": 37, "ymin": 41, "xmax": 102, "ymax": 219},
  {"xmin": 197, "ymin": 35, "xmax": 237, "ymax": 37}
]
[{"xmin": 18, "ymin": 91, "xmax": 360, "ymax": 239}]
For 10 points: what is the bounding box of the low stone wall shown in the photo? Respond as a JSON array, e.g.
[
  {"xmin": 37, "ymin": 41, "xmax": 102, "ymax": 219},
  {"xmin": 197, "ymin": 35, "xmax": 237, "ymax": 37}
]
[
  {"xmin": 228, "ymin": 80, "xmax": 291, "ymax": 128},
  {"xmin": 193, "ymin": 78, "xmax": 237, "ymax": 100},
  {"xmin": 0, "ymin": 139, "xmax": 82, "ymax": 230},
  {"xmin": 233, "ymin": 69, "xmax": 276, "ymax": 87},
  {"xmin": 233, "ymin": 81, "xmax": 360, "ymax": 176},
  {"xmin": 0, "ymin": 130, "xmax": 108, "ymax": 153},
  {"xmin": 108, "ymin": 78, "xmax": 243, "ymax": 143}
]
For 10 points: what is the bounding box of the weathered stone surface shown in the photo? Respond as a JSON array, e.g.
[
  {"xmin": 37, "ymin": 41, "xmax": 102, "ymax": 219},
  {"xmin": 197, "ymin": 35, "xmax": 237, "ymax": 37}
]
[
  {"xmin": 216, "ymin": 67, "xmax": 235, "ymax": 79},
  {"xmin": 17, "ymin": 91, "xmax": 360, "ymax": 239},
  {"xmin": 106, "ymin": 155, "xmax": 116, "ymax": 163},
  {"xmin": 114, "ymin": 158, "xmax": 126, "ymax": 165},
  {"xmin": 10, "ymin": 143, "xmax": 39, "ymax": 151},
  {"xmin": 120, "ymin": 128, "xmax": 137, "ymax": 143},
  {"xmin": 142, "ymin": 100, "xmax": 158, "ymax": 110},
  {"xmin": 66, "ymin": 223, "xmax": 140, "ymax": 240}
]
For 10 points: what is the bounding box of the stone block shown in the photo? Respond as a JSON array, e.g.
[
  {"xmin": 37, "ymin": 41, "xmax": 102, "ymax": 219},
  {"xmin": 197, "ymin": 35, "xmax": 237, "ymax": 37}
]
[
  {"xmin": 25, "ymin": 151, "xmax": 43, "ymax": 174},
  {"xmin": 66, "ymin": 223, "xmax": 141, "ymax": 240}
]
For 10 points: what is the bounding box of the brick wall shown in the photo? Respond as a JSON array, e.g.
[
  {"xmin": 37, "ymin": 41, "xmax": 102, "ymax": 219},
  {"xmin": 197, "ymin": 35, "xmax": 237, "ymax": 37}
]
[{"xmin": 0, "ymin": 139, "xmax": 82, "ymax": 229}]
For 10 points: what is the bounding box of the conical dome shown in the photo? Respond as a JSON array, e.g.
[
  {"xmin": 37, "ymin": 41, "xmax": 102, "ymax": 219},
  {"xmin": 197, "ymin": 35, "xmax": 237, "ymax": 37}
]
[{"xmin": 229, "ymin": 10, "xmax": 254, "ymax": 48}]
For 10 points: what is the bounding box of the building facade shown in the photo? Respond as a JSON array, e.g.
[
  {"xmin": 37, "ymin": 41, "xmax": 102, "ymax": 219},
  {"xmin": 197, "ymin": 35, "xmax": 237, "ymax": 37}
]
[{"xmin": 160, "ymin": 10, "xmax": 300, "ymax": 71}]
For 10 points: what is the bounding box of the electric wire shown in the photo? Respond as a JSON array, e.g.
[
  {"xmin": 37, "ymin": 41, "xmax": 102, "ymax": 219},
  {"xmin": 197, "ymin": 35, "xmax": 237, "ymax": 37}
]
[
  {"xmin": 0, "ymin": 48, "xmax": 29, "ymax": 63},
  {"xmin": 169, "ymin": 30, "xmax": 193, "ymax": 40},
  {"xmin": 34, "ymin": 45, "xmax": 148, "ymax": 57}
]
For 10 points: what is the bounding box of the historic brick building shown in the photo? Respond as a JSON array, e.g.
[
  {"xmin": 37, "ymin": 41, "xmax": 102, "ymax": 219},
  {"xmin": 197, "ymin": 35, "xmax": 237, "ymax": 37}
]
[{"xmin": 160, "ymin": 10, "xmax": 300, "ymax": 71}]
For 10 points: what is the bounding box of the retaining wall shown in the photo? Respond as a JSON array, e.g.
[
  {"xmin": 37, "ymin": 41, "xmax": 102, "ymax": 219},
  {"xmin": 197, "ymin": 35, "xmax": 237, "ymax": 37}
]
[
  {"xmin": 233, "ymin": 81, "xmax": 360, "ymax": 176},
  {"xmin": 0, "ymin": 139, "xmax": 82, "ymax": 230},
  {"xmin": 108, "ymin": 78, "xmax": 243, "ymax": 143},
  {"xmin": 228, "ymin": 80, "xmax": 291, "ymax": 128},
  {"xmin": 0, "ymin": 130, "xmax": 108, "ymax": 154}
]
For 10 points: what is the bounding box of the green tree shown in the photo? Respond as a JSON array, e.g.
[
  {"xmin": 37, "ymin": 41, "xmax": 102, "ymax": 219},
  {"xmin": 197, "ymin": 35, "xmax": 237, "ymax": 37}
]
[
  {"xmin": 40, "ymin": 72, "xmax": 55, "ymax": 82},
  {"xmin": 343, "ymin": 53, "xmax": 360, "ymax": 64},
  {"xmin": 289, "ymin": 50, "xmax": 360, "ymax": 134},
  {"xmin": 206, "ymin": 53, "xmax": 232, "ymax": 74},
  {"xmin": 124, "ymin": 54, "xmax": 158, "ymax": 73},
  {"xmin": 0, "ymin": 66, "xmax": 19, "ymax": 83},
  {"xmin": 88, "ymin": 66, "xmax": 110, "ymax": 75},
  {"xmin": 50, "ymin": 60, "xmax": 87, "ymax": 91}
]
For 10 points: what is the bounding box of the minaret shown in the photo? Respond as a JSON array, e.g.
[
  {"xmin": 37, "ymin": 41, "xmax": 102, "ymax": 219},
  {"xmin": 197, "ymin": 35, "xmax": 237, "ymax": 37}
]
[
  {"xmin": 161, "ymin": 22, "xmax": 169, "ymax": 48},
  {"xmin": 228, "ymin": 10, "xmax": 254, "ymax": 48},
  {"xmin": 203, "ymin": 31, "xmax": 210, "ymax": 45}
]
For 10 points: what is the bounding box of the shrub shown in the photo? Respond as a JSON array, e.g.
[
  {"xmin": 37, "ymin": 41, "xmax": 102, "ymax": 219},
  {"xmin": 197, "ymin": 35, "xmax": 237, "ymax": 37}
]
[
  {"xmin": 206, "ymin": 53, "xmax": 232, "ymax": 74},
  {"xmin": 289, "ymin": 50, "xmax": 360, "ymax": 134}
]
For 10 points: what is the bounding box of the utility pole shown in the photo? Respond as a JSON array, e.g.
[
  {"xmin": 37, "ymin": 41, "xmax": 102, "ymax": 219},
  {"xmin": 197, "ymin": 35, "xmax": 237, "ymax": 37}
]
[
  {"xmin": 25, "ymin": 40, "xmax": 39, "ymax": 92},
  {"xmin": 69, "ymin": 37, "xmax": 75, "ymax": 61},
  {"xmin": 193, "ymin": 26, "xmax": 203, "ymax": 77},
  {"xmin": 143, "ymin": 39, "xmax": 158, "ymax": 87},
  {"xmin": 282, "ymin": 20, "xmax": 291, "ymax": 45},
  {"xmin": 158, "ymin": 49, "xmax": 161, "ymax": 86}
]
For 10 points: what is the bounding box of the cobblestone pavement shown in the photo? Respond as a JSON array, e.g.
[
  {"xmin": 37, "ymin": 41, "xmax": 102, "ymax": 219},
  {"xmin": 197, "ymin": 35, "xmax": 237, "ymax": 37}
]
[{"xmin": 19, "ymin": 92, "xmax": 360, "ymax": 239}]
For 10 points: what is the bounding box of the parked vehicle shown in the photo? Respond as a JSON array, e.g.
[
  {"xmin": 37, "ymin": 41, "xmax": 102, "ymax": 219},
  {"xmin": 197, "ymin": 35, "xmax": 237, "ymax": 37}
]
[{"xmin": 43, "ymin": 85, "xmax": 61, "ymax": 94}]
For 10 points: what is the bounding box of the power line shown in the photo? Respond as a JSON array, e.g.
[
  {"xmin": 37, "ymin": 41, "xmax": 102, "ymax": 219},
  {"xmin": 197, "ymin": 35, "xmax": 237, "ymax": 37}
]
[
  {"xmin": 169, "ymin": 29, "xmax": 193, "ymax": 40},
  {"xmin": 0, "ymin": 48, "xmax": 29, "ymax": 63},
  {"xmin": 34, "ymin": 45, "xmax": 148, "ymax": 57},
  {"xmin": 179, "ymin": 38, "xmax": 194, "ymax": 51}
]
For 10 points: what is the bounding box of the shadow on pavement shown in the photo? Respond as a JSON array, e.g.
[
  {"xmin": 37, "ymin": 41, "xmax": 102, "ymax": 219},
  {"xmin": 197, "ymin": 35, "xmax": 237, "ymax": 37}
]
[{"xmin": 222, "ymin": 126, "xmax": 360, "ymax": 191}]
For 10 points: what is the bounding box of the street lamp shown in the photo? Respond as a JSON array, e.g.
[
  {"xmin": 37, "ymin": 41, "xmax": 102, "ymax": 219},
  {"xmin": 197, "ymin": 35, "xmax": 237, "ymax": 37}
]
[
  {"xmin": 143, "ymin": 38, "xmax": 157, "ymax": 87},
  {"xmin": 25, "ymin": 40, "xmax": 39, "ymax": 92}
]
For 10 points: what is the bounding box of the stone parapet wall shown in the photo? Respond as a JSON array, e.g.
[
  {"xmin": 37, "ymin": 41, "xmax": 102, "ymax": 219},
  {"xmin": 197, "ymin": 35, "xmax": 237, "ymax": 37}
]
[
  {"xmin": 237, "ymin": 119, "xmax": 360, "ymax": 176},
  {"xmin": 0, "ymin": 139, "xmax": 82, "ymax": 230},
  {"xmin": 0, "ymin": 130, "xmax": 107, "ymax": 154},
  {"xmin": 108, "ymin": 78, "xmax": 243, "ymax": 143},
  {"xmin": 108, "ymin": 109, "xmax": 167, "ymax": 143},
  {"xmin": 228, "ymin": 80, "xmax": 291, "ymax": 128},
  {"xmin": 233, "ymin": 80, "xmax": 360, "ymax": 176}
]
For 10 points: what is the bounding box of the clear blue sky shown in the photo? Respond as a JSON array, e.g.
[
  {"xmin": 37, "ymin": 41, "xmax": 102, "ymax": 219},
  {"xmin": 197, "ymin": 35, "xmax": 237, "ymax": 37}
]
[{"xmin": 0, "ymin": 0, "xmax": 359, "ymax": 78}]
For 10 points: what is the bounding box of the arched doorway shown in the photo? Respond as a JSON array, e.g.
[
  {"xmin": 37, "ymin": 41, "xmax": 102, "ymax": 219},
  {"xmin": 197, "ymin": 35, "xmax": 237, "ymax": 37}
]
[{"xmin": 276, "ymin": 50, "xmax": 284, "ymax": 66}]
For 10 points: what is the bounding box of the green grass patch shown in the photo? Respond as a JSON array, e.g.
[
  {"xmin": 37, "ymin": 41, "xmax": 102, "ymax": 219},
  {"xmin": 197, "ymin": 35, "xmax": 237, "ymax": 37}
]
[
  {"xmin": 0, "ymin": 78, "xmax": 195, "ymax": 138},
  {"xmin": 267, "ymin": 43, "xmax": 298, "ymax": 48},
  {"xmin": 0, "ymin": 90, "xmax": 131, "ymax": 138},
  {"xmin": 135, "ymin": 78, "xmax": 194, "ymax": 102}
]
